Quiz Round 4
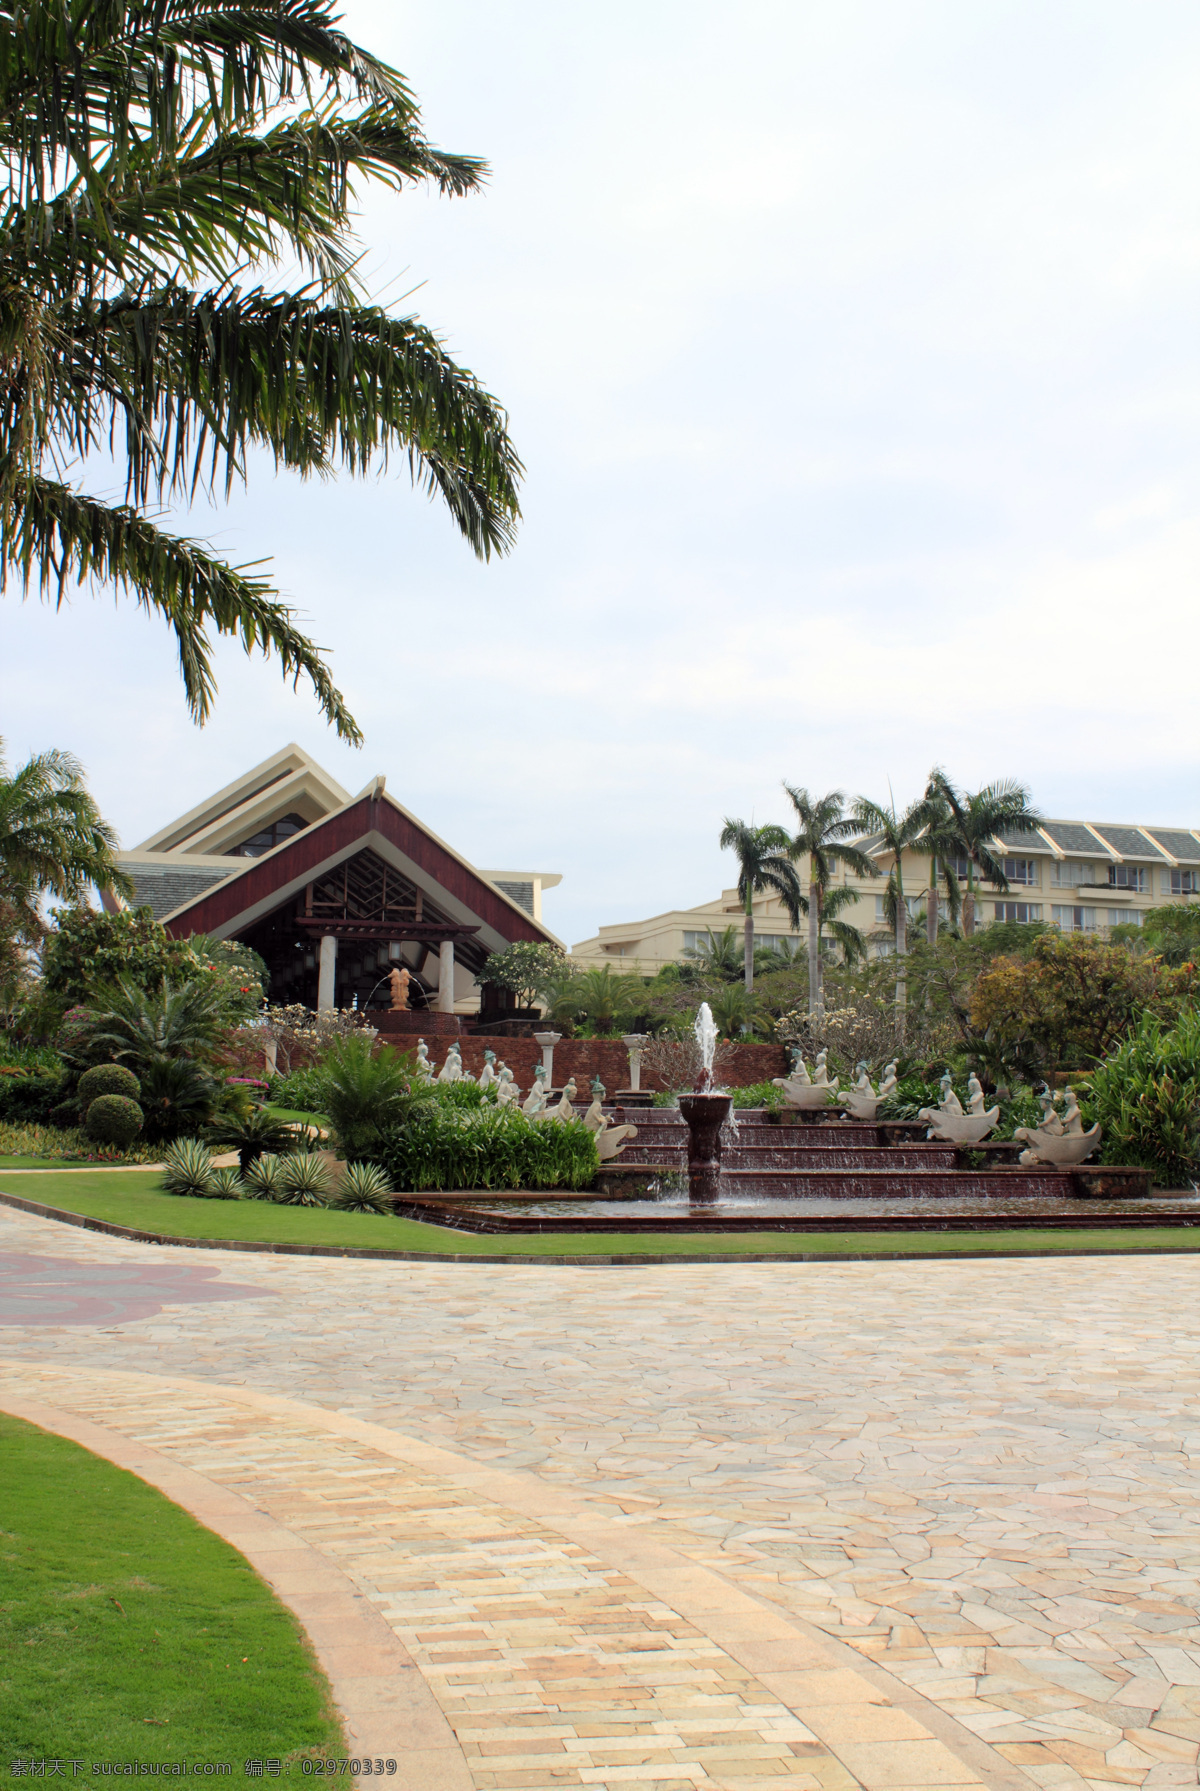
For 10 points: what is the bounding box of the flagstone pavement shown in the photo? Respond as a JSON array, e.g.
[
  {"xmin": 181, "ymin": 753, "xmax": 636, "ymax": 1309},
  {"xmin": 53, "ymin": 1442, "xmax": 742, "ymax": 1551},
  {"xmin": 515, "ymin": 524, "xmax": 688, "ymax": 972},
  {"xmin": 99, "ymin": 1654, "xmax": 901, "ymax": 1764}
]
[{"xmin": 2, "ymin": 1200, "xmax": 1200, "ymax": 1790}]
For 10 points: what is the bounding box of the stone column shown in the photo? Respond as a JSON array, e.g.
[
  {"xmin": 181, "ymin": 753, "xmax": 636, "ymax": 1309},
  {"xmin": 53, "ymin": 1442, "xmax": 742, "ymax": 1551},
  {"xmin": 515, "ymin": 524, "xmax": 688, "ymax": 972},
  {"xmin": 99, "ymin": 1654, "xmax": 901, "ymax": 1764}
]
[
  {"xmin": 622, "ymin": 1033, "xmax": 648, "ymax": 1092},
  {"xmin": 438, "ymin": 939, "xmax": 455, "ymax": 1014},
  {"xmin": 533, "ymin": 1030, "xmax": 562, "ymax": 1087},
  {"xmin": 317, "ymin": 934, "xmax": 337, "ymax": 1011}
]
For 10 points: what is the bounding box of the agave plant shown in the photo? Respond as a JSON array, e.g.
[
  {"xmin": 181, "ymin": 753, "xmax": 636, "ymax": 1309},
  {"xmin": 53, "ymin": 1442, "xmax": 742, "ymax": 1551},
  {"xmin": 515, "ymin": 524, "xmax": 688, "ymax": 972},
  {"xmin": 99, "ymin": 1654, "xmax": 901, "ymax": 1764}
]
[
  {"xmin": 242, "ymin": 1153, "xmax": 287, "ymax": 1201},
  {"xmin": 276, "ymin": 1154, "xmax": 331, "ymax": 1206},
  {"xmin": 207, "ymin": 1167, "xmax": 243, "ymax": 1200},
  {"xmin": 205, "ymin": 1104, "xmax": 298, "ymax": 1174},
  {"xmin": 160, "ymin": 1137, "xmax": 214, "ymax": 1197},
  {"xmin": 329, "ymin": 1161, "xmax": 394, "ymax": 1215}
]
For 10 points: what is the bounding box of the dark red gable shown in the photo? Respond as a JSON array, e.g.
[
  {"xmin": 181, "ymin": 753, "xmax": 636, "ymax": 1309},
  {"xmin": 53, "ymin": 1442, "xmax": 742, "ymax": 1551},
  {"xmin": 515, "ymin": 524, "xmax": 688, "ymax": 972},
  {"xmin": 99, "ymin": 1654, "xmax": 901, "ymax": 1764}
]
[{"xmin": 161, "ymin": 795, "xmax": 550, "ymax": 946}]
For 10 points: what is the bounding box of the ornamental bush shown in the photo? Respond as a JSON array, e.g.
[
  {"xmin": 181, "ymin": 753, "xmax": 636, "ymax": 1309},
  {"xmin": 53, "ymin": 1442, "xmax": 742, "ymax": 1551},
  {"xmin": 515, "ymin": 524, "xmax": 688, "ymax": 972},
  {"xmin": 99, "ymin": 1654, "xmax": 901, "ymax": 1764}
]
[
  {"xmin": 84, "ymin": 1094, "xmax": 144, "ymax": 1148},
  {"xmin": 372, "ymin": 1105, "xmax": 599, "ymax": 1194},
  {"xmin": 77, "ymin": 1063, "xmax": 141, "ymax": 1105},
  {"xmin": 1086, "ymin": 1009, "xmax": 1200, "ymax": 1188}
]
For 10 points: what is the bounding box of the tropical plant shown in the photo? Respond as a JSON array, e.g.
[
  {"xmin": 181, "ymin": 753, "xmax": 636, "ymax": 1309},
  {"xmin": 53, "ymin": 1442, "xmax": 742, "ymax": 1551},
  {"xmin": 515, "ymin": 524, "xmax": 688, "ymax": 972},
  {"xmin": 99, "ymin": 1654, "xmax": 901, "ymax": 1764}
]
[
  {"xmin": 681, "ymin": 927, "xmax": 744, "ymax": 982},
  {"xmin": 1085, "ymin": 1010, "xmax": 1200, "ymax": 1187},
  {"xmin": 208, "ymin": 1166, "xmax": 244, "ymax": 1200},
  {"xmin": 76, "ymin": 978, "xmax": 230, "ymax": 1069},
  {"xmin": 135, "ymin": 1054, "xmax": 221, "ymax": 1143},
  {"xmin": 1131, "ymin": 904, "xmax": 1200, "ymax": 967},
  {"xmin": 372, "ymin": 1104, "xmax": 598, "ymax": 1193},
  {"xmin": 276, "ymin": 1153, "xmax": 331, "ymax": 1205},
  {"xmin": 243, "ymin": 1152, "xmax": 287, "ymax": 1201},
  {"xmin": 718, "ymin": 820, "xmax": 804, "ymax": 993},
  {"xmin": 0, "ymin": 742, "xmax": 132, "ymax": 936},
  {"xmin": 42, "ymin": 907, "xmax": 201, "ymax": 1010},
  {"xmin": 925, "ymin": 770, "xmax": 1045, "ymax": 937},
  {"xmin": 83, "ymin": 1092, "xmax": 143, "ymax": 1147},
  {"xmin": 783, "ymin": 786, "xmax": 879, "ymax": 1017},
  {"xmin": 0, "ymin": 0, "xmax": 521, "ymax": 739},
  {"xmin": 76, "ymin": 1063, "xmax": 141, "ymax": 1105},
  {"xmin": 329, "ymin": 1160, "xmax": 394, "ymax": 1214},
  {"xmin": 205, "ymin": 1103, "xmax": 297, "ymax": 1175},
  {"xmin": 262, "ymin": 1002, "xmax": 376, "ymax": 1074},
  {"xmin": 320, "ymin": 1034, "xmax": 431, "ymax": 1158},
  {"xmin": 849, "ymin": 792, "xmax": 930, "ymax": 1039},
  {"xmin": 574, "ymin": 966, "xmax": 643, "ymax": 1035},
  {"xmin": 160, "ymin": 1137, "xmax": 216, "ymax": 1197},
  {"xmin": 476, "ymin": 942, "xmax": 568, "ymax": 1010},
  {"xmin": 707, "ymin": 983, "xmax": 761, "ymax": 1039}
]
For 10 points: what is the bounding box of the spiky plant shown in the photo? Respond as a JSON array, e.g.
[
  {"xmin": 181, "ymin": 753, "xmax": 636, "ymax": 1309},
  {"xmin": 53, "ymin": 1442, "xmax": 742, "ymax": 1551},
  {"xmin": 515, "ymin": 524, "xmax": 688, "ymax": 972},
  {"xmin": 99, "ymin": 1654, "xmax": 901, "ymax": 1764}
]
[
  {"xmin": 160, "ymin": 1136, "xmax": 214, "ymax": 1197},
  {"xmin": 207, "ymin": 1166, "xmax": 243, "ymax": 1200},
  {"xmin": 276, "ymin": 1153, "xmax": 330, "ymax": 1206},
  {"xmin": 242, "ymin": 1152, "xmax": 286, "ymax": 1200},
  {"xmin": 329, "ymin": 1160, "xmax": 394, "ymax": 1214}
]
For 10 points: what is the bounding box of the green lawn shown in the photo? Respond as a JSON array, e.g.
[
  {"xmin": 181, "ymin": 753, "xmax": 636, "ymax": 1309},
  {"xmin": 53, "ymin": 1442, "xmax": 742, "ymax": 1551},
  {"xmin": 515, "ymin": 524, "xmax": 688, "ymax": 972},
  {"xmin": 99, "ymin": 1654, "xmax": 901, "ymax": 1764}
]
[
  {"xmin": 3, "ymin": 1168, "xmax": 1200, "ymax": 1257},
  {"xmin": 0, "ymin": 1412, "xmax": 344, "ymax": 1763}
]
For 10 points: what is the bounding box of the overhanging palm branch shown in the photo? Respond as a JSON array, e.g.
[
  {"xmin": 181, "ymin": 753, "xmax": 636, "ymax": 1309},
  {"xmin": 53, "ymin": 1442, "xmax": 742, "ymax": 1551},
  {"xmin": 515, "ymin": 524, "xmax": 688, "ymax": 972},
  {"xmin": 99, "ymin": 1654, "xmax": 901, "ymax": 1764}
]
[
  {"xmin": 0, "ymin": 736, "xmax": 131, "ymax": 929},
  {"xmin": 0, "ymin": 0, "xmax": 522, "ymax": 737}
]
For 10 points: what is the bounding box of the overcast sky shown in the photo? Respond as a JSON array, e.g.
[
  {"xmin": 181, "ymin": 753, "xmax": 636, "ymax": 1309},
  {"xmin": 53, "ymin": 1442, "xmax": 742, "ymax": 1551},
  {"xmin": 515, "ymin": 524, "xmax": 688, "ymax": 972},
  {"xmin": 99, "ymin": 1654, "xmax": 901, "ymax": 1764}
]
[{"xmin": 4, "ymin": 0, "xmax": 1200, "ymax": 946}]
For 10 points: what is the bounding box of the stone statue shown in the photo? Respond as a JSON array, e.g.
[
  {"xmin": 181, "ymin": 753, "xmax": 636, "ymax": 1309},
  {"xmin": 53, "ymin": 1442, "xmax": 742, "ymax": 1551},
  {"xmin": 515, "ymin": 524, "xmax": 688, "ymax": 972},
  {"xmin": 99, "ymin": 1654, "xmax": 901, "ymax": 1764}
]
[
  {"xmin": 548, "ymin": 1077, "xmax": 578, "ymax": 1122},
  {"xmin": 477, "ymin": 1049, "xmax": 497, "ymax": 1091},
  {"xmin": 436, "ymin": 1043, "xmax": 463, "ymax": 1084},
  {"xmin": 414, "ymin": 1039, "xmax": 434, "ymax": 1082},
  {"xmin": 583, "ymin": 1096, "xmax": 638, "ymax": 1161},
  {"xmin": 813, "ymin": 1049, "xmax": 833, "ymax": 1087},
  {"xmin": 772, "ymin": 1054, "xmax": 840, "ymax": 1110},
  {"xmin": 591, "ymin": 1075, "xmax": 606, "ymax": 1102},
  {"xmin": 842, "ymin": 1060, "xmax": 882, "ymax": 1122},
  {"xmin": 878, "ymin": 1061, "xmax": 898, "ymax": 1100},
  {"xmin": 1036, "ymin": 1085, "xmax": 1062, "ymax": 1133},
  {"xmin": 495, "ymin": 1066, "xmax": 521, "ymax": 1107},
  {"xmin": 1060, "ymin": 1087, "xmax": 1085, "ymax": 1135},
  {"xmin": 919, "ymin": 1074, "xmax": 999, "ymax": 1145},
  {"xmin": 521, "ymin": 1064, "xmax": 548, "ymax": 1117},
  {"xmin": 967, "ymin": 1074, "xmax": 986, "ymax": 1116},
  {"xmin": 1015, "ymin": 1085, "xmax": 1099, "ymax": 1165},
  {"xmin": 388, "ymin": 965, "xmax": 411, "ymax": 1011}
]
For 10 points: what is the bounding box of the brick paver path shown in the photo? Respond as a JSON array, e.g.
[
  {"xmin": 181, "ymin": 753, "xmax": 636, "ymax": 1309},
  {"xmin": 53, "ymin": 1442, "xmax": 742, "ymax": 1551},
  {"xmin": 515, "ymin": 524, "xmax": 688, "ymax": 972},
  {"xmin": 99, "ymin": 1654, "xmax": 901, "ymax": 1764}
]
[{"xmin": 2, "ymin": 1200, "xmax": 1199, "ymax": 1789}]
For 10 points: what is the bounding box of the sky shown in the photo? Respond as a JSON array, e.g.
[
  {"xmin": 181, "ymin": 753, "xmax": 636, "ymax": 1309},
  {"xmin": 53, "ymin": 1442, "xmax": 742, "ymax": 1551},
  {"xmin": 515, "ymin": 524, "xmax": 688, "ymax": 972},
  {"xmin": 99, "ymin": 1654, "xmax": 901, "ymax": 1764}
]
[{"xmin": 4, "ymin": 0, "xmax": 1200, "ymax": 947}]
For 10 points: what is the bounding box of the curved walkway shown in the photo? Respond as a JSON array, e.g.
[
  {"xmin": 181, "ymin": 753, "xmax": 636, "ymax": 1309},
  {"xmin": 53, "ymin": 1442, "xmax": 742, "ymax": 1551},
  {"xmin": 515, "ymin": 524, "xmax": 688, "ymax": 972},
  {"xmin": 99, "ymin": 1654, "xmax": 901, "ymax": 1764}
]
[{"xmin": 2, "ymin": 1196, "xmax": 1199, "ymax": 1788}]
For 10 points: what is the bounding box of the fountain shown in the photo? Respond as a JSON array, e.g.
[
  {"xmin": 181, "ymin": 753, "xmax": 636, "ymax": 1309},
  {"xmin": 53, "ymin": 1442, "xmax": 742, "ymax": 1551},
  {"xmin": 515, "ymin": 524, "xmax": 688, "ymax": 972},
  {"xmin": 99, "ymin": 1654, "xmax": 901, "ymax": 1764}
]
[{"xmin": 677, "ymin": 1002, "xmax": 731, "ymax": 1204}]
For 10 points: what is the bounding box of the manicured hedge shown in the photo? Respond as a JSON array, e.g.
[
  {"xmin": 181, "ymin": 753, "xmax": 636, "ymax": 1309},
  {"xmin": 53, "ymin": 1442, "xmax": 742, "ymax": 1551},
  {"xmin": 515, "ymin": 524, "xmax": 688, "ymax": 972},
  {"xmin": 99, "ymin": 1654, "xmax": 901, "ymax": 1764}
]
[{"xmin": 371, "ymin": 1106, "xmax": 599, "ymax": 1193}]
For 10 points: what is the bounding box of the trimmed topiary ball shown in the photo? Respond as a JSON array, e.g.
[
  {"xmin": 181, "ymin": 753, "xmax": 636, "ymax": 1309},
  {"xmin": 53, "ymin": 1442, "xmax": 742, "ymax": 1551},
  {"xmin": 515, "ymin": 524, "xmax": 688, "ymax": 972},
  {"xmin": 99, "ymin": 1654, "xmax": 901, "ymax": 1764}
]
[
  {"xmin": 77, "ymin": 1063, "xmax": 142, "ymax": 1105},
  {"xmin": 84, "ymin": 1094, "xmax": 144, "ymax": 1148}
]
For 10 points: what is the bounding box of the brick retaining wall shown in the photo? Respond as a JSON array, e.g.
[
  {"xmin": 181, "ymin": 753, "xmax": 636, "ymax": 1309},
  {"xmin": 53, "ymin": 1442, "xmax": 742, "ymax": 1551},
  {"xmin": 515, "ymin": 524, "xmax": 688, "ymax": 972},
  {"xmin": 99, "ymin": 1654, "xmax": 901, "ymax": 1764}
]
[{"xmin": 413, "ymin": 1036, "xmax": 788, "ymax": 1093}]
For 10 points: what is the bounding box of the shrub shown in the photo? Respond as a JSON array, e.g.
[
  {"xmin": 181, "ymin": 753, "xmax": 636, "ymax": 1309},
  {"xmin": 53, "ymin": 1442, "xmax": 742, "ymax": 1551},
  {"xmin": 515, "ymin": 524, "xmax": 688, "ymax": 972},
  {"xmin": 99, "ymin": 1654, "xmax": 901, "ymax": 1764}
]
[
  {"xmin": 77, "ymin": 1063, "xmax": 142, "ymax": 1104},
  {"xmin": 0, "ymin": 1119, "xmax": 157, "ymax": 1163},
  {"xmin": 267, "ymin": 1065, "xmax": 331, "ymax": 1112},
  {"xmin": 321, "ymin": 1035, "xmax": 430, "ymax": 1157},
  {"xmin": 205, "ymin": 1105, "xmax": 298, "ymax": 1174},
  {"xmin": 85, "ymin": 1094, "xmax": 144, "ymax": 1147},
  {"xmin": 329, "ymin": 1161, "xmax": 394, "ymax": 1214},
  {"xmin": 1086, "ymin": 1010, "xmax": 1200, "ymax": 1188},
  {"xmin": 160, "ymin": 1138, "xmax": 216, "ymax": 1197},
  {"xmin": 372, "ymin": 1106, "xmax": 599, "ymax": 1194},
  {"xmin": 242, "ymin": 1153, "xmax": 287, "ymax": 1200},
  {"xmin": 0, "ymin": 1072, "xmax": 65, "ymax": 1126},
  {"xmin": 276, "ymin": 1154, "xmax": 331, "ymax": 1205},
  {"xmin": 208, "ymin": 1166, "xmax": 243, "ymax": 1199},
  {"xmin": 49, "ymin": 1099, "xmax": 81, "ymax": 1128}
]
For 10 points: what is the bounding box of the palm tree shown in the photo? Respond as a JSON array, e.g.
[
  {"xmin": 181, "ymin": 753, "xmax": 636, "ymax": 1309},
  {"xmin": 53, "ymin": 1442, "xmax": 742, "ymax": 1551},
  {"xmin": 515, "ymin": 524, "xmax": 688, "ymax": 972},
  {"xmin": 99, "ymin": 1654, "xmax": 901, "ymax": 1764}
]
[
  {"xmin": 915, "ymin": 781, "xmax": 964, "ymax": 946},
  {"xmin": 681, "ymin": 926, "xmax": 744, "ymax": 981},
  {"xmin": 927, "ymin": 770, "xmax": 1045, "ymax": 936},
  {"xmin": 850, "ymin": 792, "xmax": 930, "ymax": 1039},
  {"xmin": 783, "ymin": 786, "xmax": 879, "ymax": 1016},
  {"xmin": 817, "ymin": 884, "xmax": 871, "ymax": 974},
  {"xmin": 0, "ymin": 739, "xmax": 131, "ymax": 935},
  {"xmin": 0, "ymin": 1, "xmax": 521, "ymax": 742},
  {"xmin": 718, "ymin": 820, "xmax": 804, "ymax": 992},
  {"xmin": 575, "ymin": 966, "xmax": 643, "ymax": 1034}
]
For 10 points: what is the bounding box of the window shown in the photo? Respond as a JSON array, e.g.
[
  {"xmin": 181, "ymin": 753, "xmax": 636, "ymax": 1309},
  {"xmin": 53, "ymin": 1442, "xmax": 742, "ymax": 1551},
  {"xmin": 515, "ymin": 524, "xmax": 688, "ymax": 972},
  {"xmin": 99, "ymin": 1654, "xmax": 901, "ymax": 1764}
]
[
  {"xmin": 1001, "ymin": 858, "xmax": 1039, "ymax": 886},
  {"xmin": 875, "ymin": 896, "xmax": 918, "ymax": 922},
  {"xmin": 1053, "ymin": 905, "xmax": 1097, "ymax": 932},
  {"xmin": 1052, "ymin": 861, "xmax": 1094, "ymax": 888},
  {"xmin": 994, "ymin": 902, "xmax": 1042, "ymax": 923},
  {"xmin": 1108, "ymin": 909, "xmax": 1142, "ymax": 929},
  {"xmin": 1108, "ymin": 864, "xmax": 1147, "ymax": 892},
  {"xmin": 947, "ymin": 855, "xmax": 972, "ymax": 880},
  {"xmin": 228, "ymin": 812, "xmax": 308, "ymax": 858},
  {"xmin": 1168, "ymin": 869, "xmax": 1199, "ymax": 896}
]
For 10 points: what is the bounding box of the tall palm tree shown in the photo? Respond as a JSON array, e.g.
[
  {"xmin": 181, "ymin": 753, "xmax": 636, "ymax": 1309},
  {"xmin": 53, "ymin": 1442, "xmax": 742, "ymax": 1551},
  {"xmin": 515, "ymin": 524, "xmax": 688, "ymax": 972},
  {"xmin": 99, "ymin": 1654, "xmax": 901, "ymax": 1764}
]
[
  {"xmin": 916, "ymin": 781, "xmax": 964, "ymax": 946},
  {"xmin": 0, "ymin": 0, "xmax": 521, "ymax": 741},
  {"xmin": 927, "ymin": 770, "xmax": 1045, "ymax": 936},
  {"xmin": 850, "ymin": 792, "xmax": 929, "ymax": 1039},
  {"xmin": 0, "ymin": 739, "xmax": 131, "ymax": 935},
  {"xmin": 783, "ymin": 786, "xmax": 879, "ymax": 1016},
  {"xmin": 718, "ymin": 819, "xmax": 804, "ymax": 992}
]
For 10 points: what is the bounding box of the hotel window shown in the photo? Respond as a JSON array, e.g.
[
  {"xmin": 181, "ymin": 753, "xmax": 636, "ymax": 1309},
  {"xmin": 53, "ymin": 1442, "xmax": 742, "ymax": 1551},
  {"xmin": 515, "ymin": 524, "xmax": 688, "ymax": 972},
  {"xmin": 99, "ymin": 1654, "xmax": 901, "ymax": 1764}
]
[
  {"xmin": 1052, "ymin": 861, "xmax": 1094, "ymax": 888},
  {"xmin": 1168, "ymin": 869, "xmax": 1199, "ymax": 896},
  {"xmin": 228, "ymin": 812, "xmax": 308, "ymax": 857},
  {"xmin": 948, "ymin": 855, "xmax": 972, "ymax": 880},
  {"xmin": 1001, "ymin": 858, "xmax": 1039, "ymax": 886},
  {"xmin": 994, "ymin": 902, "xmax": 1042, "ymax": 923},
  {"xmin": 1052, "ymin": 905, "xmax": 1097, "ymax": 932},
  {"xmin": 1108, "ymin": 910, "xmax": 1142, "ymax": 929},
  {"xmin": 1108, "ymin": 864, "xmax": 1147, "ymax": 892},
  {"xmin": 875, "ymin": 896, "xmax": 918, "ymax": 922}
]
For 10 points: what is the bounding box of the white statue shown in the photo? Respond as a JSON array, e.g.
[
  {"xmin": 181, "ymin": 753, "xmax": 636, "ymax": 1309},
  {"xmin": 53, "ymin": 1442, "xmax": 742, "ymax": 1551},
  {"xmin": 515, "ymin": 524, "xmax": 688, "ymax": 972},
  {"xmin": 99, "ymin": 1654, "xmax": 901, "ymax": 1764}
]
[
  {"xmin": 582, "ymin": 1093, "xmax": 637, "ymax": 1161},
  {"xmin": 583, "ymin": 1093, "xmax": 606, "ymax": 1132},
  {"xmin": 477, "ymin": 1049, "xmax": 497, "ymax": 1091},
  {"xmin": 878, "ymin": 1060, "xmax": 898, "ymax": 1100},
  {"xmin": 1036, "ymin": 1086, "xmax": 1063, "ymax": 1133},
  {"xmin": 772, "ymin": 1053, "xmax": 841, "ymax": 1111},
  {"xmin": 521, "ymin": 1064, "xmax": 548, "ymax": 1117},
  {"xmin": 842, "ymin": 1060, "xmax": 882, "ymax": 1122},
  {"xmin": 548, "ymin": 1076, "xmax": 578, "ymax": 1122},
  {"xmin": 967, "ymin": 1074, "xmax": 986, "ymax": 1116},
  {"xmin": 436, "ymin": 1044, "xmax": 463, "ymax": 1084},
  {"xmin": 1059, "ymin": 1086, "xmax": 1085, "ymax": 1135},
  {"xmin": 1015, "ymin": 1086, "xmax": 1099, "ymax": 1165},
  {"xmin": 919, "ymin": 1074, "xmax": 999, "ymax": 1144},
  {"xmin": 414, "ymin": 1040, "xmax": 434, "ymax": 1082},
  {"xmin": 813, "ymin": 1049, "xmax": 833, "ymax": 1087},
  {"xmin": 495, "ymin": 1066, "xmax": 521, "ymax": 1107}
]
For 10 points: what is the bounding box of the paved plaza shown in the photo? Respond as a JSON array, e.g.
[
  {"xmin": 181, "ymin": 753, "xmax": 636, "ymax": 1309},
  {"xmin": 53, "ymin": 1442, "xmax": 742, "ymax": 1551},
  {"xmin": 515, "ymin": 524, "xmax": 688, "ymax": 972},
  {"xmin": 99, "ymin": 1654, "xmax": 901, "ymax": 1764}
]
[{"xmin": 2, "ymin": 1200, "xmax": 1200, "ymax": 1789}]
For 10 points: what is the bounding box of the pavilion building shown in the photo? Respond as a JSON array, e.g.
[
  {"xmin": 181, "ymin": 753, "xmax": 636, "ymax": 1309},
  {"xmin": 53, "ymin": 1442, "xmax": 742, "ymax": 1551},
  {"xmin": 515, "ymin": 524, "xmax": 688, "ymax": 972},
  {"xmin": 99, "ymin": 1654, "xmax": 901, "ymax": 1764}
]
[{"xmin": 111, "ymin": 745, "xmax": 561, "ymax": 1026}]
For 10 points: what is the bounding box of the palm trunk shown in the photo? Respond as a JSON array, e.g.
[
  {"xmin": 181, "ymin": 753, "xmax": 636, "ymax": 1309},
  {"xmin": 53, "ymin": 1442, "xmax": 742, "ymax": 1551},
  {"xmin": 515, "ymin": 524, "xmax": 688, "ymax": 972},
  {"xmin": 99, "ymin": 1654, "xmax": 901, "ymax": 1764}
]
[
  {"xmin": 807, "ymin": 878, "xmax": 819, "ymax": 1017},
  {"xmin": 744, "ymin": 902, "xmax": 754, "ymax": 993},
  {"xmin": 927, "ymin": 855, "xmax": 939, "ymax": 945},
  {"xmin": 894, "ymin": 861, "xmax": 907, "ymax": 1042},
  {"xmin": 963, "ymin": 865, "xmax": 976, "ymax": 937}
]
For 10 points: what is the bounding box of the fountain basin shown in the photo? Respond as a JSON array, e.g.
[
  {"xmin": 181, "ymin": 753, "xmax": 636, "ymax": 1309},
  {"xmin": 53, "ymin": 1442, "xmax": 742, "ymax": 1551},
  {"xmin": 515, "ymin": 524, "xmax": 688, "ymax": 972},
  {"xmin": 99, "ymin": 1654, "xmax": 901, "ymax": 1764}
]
[{"xmin": 678, "ymin": 1091, "xmax": 732, "ymax": 1204}]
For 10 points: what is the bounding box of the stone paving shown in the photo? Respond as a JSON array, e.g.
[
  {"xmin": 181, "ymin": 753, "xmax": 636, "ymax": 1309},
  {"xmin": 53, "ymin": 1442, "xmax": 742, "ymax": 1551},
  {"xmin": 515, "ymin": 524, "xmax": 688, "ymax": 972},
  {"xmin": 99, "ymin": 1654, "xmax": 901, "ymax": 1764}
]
[{"xmin": 2, "ymin": 1198, "xmax": 1200, "ymax": 1788}]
